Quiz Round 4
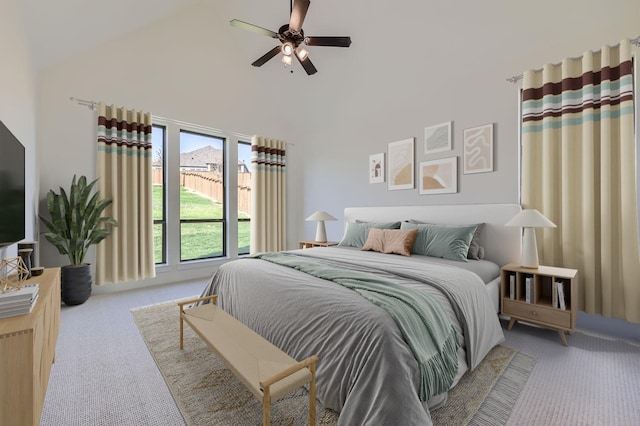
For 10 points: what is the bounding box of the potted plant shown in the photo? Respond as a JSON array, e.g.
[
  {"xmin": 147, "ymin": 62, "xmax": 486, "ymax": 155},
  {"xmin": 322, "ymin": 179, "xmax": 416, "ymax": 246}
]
[{"xmin": 40, "ymin": 175, "xmax": 118, "ymax": 305}]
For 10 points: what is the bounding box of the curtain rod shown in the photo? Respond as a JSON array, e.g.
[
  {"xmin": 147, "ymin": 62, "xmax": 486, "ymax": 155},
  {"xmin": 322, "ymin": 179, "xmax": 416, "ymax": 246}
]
[
  {"xmin": 69, "ymin": 96, "xmax": 293, "ymax": 146},
  {"xmin": 506, "ymin": 35, "xmax": 640, "ymax": 83},
  {"xmin": 70, "ymin": 96, "xmax": 98, "ymax": 110}
]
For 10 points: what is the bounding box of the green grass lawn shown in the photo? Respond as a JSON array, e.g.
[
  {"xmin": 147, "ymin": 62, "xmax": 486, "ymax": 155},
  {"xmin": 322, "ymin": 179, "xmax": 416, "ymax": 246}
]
[{"xmin": 153, "ymin": 185, "xmax": 250, "ymax": 262}]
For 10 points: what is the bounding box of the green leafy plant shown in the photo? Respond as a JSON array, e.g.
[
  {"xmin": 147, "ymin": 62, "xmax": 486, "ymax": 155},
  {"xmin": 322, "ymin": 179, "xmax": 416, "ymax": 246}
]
[{"xmin": 40, "ymin": 175, "xmax": 118, "ymax": 265}]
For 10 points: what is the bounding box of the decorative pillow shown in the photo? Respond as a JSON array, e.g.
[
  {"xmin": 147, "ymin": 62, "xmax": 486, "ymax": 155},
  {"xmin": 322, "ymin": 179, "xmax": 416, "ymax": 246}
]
[
  {"xmin": 401, "ymin": 222, "xmax": 478, "ymax": 262},
  {"xmin": 408, "ymin": 219, "xmax": 484, "ymax": 260},
  {"xmin": 338, "ymin": 221, "xmax": 402, "ymax": 248},
  {"xmin": 361, "ymin": 228, "xmax": 418, "ymax": 256}
]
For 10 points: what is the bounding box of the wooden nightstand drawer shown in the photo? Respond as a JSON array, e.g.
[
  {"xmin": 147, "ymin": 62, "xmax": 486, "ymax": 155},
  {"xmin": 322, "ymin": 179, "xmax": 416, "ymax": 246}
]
[{"xmin": 503, "ymin": 299, "xmax": 571, "ymax": 329}]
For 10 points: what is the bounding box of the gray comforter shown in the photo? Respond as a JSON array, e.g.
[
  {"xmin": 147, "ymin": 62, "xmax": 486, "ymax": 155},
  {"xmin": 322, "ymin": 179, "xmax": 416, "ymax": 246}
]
[{"xmin": 200, "ymin": 247, "xmax": 504, "ymax": 425}]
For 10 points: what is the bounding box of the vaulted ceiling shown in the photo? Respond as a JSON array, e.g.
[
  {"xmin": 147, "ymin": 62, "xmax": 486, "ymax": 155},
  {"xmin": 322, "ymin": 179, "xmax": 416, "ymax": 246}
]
[{"xmin": 18, "ymin": 0, "xmax": 202, "ymax": 69}]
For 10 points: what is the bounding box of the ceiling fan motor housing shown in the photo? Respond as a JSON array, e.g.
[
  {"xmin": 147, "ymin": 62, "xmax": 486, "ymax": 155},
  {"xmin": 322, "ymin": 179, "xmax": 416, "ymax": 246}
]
[{"xmin": 278, "ymin": 24, "xmax": 304, "ymax": 48}]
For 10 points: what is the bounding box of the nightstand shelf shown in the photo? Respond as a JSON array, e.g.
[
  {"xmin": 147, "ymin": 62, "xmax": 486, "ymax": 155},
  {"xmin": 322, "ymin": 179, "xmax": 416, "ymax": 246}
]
[
  {"xmin": 298, "ymin": 240, "xmax": 339, "ymax": 249},
  {"xmin": 500, "ymin": 263, "xmax": 578, "ymax": 346}
]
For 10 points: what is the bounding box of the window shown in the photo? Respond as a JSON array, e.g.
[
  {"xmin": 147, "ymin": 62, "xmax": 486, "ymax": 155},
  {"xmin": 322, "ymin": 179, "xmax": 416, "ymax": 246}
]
[
  {"xmin": 179, "ymin": 130, "xmax": 226, "ymax": 261},
  {"xmin": 238, "ymin": 141, "xmax": 251, "ymax": 255},
  {"xmin": 152, "ymin": 125, "xmax": 166, "ymax": 264},
  {"xmin": 152, "ymin": 118, "xmax": 250, "ymax": 266}
]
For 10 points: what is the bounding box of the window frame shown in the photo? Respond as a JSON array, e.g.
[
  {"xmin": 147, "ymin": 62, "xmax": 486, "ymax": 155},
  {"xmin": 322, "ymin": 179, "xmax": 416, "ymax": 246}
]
[
  {"xmin": 178, "ymin": 129, "xmax": 227, "ymax": 262},
  {"xmin": 152, "ymin": 124, "xmax": 167, "ymax": 265},
  {"xmin": 151, "ymin": 116, "xmax": 251, "ymax": 269}
]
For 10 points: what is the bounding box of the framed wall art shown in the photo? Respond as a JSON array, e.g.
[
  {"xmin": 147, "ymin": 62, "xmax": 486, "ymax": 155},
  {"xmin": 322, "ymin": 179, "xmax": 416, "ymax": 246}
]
[
  {"xmin": 419, "ymin": 157, "xmax": 457, "ymax": 195},
  {"xmin": 463, "ymin": 123, "xmax": 494, "ymax": 174},
  {"xmin": 424, "ymin": 121, "xmax": 452, "ymax": 154},
  {"xmin": 387, "ymin": 138, "xmax": 414, "ymax": 190},
  {"xmin": 369, "ymin": 153, "xmax": 385, "ymax": 184}
]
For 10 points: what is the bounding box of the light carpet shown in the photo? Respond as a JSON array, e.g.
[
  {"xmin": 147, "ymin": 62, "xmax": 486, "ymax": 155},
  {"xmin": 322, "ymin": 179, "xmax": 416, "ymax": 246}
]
[{"xmin": 132, "ymin": 300, "xmax": 535, "ymax": 426}]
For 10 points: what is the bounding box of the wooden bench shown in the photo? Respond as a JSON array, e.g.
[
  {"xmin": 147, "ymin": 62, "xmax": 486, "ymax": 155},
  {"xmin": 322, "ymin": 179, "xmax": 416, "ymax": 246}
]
[{"xmin": 178, "ymin": 295, "xmax": 319, "ymax": 426}]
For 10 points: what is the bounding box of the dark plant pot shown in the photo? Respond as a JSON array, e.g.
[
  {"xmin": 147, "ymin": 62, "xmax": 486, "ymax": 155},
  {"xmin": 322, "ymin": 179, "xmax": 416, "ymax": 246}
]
[{"xmin": 61, "ymin": 264, "xmax": 92, "ymax": 305}]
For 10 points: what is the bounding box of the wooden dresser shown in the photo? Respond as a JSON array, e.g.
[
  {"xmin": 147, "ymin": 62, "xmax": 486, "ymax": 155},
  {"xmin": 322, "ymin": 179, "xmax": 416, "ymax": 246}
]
[{"xmin": 0, "ymin": 268, "xmax": 61, "ymax": 425}]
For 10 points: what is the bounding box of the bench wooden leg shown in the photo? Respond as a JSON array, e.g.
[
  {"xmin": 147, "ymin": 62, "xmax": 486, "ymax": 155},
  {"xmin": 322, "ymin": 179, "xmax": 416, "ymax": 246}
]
[
  {"xmin": 309, "ymin": 360, "xmax": 317, "ymax": 426},
  {"xmin": 263, "ymin": 387, "xmax": 271, "ymax": 426},
  {"xmin": 179, "ymin": 312, "xmax": 184, "ymax": 349}
]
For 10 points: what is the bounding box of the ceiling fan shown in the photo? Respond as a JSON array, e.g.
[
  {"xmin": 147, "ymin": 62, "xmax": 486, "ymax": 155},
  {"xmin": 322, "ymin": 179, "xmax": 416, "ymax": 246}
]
[{"xmin": 230, "ymin": 0, "xmax": 352, "ymax": 75}]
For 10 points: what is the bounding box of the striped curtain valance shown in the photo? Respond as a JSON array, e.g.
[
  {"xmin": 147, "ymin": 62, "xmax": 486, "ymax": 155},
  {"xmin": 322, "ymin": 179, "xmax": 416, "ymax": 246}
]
[
  {"xmin": 97, "ymin": 114, "xmax": 153, "ymax": 153},
  {"xmin": 251, "ymin": 144, "xmax": 286, "ymax": 169},
  {"xmin": 522, "ymin": 49, "xmax": 634, "ymax": 133}
]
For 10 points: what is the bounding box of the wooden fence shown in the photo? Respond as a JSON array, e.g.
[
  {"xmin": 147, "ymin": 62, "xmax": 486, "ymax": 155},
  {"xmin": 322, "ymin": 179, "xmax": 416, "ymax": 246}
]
[{"xmin": 152, "ymin": 168, "xmax": 251, "ymax": 216}]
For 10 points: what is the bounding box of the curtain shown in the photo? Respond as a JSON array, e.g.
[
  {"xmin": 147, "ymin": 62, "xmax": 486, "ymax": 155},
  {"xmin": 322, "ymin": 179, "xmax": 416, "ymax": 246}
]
[
  {"xmin": 521, "ymin": 39, "xmax": 640, "ymax": 322},
  {"xmin": 95, "ymin": 102, "xmax": 155, "ymax": 284},
  {"xmin": 250, "ymin": 136, "xmax": 287, "ymax": 253}
]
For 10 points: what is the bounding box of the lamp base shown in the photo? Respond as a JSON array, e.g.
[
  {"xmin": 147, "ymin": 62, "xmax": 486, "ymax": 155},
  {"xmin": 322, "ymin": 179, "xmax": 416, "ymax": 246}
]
[
  {"xmin": 520, "ymin": 227, "xmax": 539, "ymax": 269},
  {"xmin": 315, "ymin": 221, "xmax": 327, "ymax": 243}
]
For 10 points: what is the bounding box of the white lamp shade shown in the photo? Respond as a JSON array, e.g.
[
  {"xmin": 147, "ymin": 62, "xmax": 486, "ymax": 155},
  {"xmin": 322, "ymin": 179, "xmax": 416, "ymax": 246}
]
[
  {"xmin": 305, "ymin": 211, "xmax": 337, "ymax": 243},
  {"xmin": 505, "ymin": 209, "xmax": 556, "ymax": 269},
  {"xmin": 305, "ymin": 211, "xmax": 337, "ymax": 222},
  {"xmin": 505, "ymin": 209, "xmax": 556, "ymax": 228}
]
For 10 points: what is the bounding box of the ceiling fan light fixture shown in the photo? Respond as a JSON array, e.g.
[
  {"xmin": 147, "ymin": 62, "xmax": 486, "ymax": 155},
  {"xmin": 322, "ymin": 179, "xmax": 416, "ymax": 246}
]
[
  {"xmin": 282, "ymin": 42, "xmax": 294, "ymax": 56},
  {"xmin": 281, "ymin": 54, "xmax": 292, "ymax": 66},
  {"xmin": 295, "ymin": 46, "xmax": 309, "ymax": 60}
]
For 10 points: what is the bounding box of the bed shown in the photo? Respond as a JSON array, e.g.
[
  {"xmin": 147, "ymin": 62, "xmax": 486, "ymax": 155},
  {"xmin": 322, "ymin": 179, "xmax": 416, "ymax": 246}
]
[{"xmin": 200, "ymin": 204, "xmax": 522, "ymax": 425}]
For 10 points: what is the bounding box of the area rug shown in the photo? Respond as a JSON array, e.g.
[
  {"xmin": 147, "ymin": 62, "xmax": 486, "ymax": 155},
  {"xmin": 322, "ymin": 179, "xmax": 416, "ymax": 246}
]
[{"xmin": 132, "ymin": 299, "xmax": 535, "ymax": 426}]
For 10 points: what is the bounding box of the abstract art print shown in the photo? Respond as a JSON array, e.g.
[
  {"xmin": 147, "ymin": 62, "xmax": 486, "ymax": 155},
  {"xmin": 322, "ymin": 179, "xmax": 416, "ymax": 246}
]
[
  {"xmin": 369, "ymin": 153, "xmax": 385, "ymax": 184},
  {"xmin": 424, "ymin": 121, "xmax": 452, "ymax": 154},
  {"xmin": 419, "ymin": 157, "xmax": 457, "ymax": 195},
  {"xmin": 388, "ymin": 138, "xmax": 414, "ymax": 190},
  {"xmin": 463, "ymin": 123, "xmax": 494, "ymax": 174}
]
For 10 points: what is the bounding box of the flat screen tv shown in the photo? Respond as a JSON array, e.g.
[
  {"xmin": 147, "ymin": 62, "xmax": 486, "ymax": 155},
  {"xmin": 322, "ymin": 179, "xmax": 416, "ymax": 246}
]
[{"xmin": 0, "ymin": 119, "xmax": 25, "ymax": 246}]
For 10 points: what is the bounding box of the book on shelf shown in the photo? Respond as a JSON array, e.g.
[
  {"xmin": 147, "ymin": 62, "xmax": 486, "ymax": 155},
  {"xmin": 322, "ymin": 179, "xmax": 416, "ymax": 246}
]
[
  {"xmin": 525, "ymin": 276, "xmax": 533, "ymax": 303},
  {"xmin": 509, "ymin": 274, "xmax": 515, "ymax": 300},
  {"xmin": 552, "ymin": 281, "xmax": 559, "ymax": 309},
  {"xmin": 556, "ymin": 281, "xmax": 566, "ymax": 310}
]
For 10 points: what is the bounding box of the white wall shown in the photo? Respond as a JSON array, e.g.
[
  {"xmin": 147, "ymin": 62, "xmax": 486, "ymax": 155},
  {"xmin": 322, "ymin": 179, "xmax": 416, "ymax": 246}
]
[
  {"xmin": 297, "ymin": 0, "xmax": 640, "ymax": 241},
  {"xmin": 0, "ymin": 0, "xmax": 37, "ymax": 260},
  {"xmin": 36, "ymin": 0, "xmax": 640, "ymax": 291}
]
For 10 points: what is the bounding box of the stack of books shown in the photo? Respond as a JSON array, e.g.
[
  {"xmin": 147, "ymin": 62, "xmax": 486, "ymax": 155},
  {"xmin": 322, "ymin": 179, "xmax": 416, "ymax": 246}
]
[{"xmin": 0, "ymin": 284, "xmax": 39, "ymax": 318}]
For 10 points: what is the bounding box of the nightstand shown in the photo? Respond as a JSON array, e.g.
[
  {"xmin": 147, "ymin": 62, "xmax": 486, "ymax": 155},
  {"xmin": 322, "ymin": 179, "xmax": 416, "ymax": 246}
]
[
  {"xmin": 500, "ymin": 263, "xmax": 578, "ymax": 346},
  {"xmin": 298, "ymin": 240, "xmax": 339, "ymax": 249}
]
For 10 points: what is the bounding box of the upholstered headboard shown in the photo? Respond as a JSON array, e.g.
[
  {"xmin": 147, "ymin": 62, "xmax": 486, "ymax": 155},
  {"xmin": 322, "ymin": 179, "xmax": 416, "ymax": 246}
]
[{"xmin": 343, "ymin": 204, "xmax": 522, "ymax": 267}]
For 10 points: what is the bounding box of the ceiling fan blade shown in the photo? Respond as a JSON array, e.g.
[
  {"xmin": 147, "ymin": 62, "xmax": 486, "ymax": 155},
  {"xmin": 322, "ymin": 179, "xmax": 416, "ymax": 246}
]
[
  {"xmin": 230, "ymin": 19, "xmax": 278, "ymax": 38},
  {"xmin": 251, "ymin": 46, "xmax": 282, "ymax": 67},
  {"xmin": 289, "ymin": 0, "xmax": 310, "ymax": 33},
  {"xmin": 305, "ymin": 36, "xmax": 352, "ymax": 47},
  {"xmin": 296, "ymin": 52, "xmax": 317, "ymax": 75}
]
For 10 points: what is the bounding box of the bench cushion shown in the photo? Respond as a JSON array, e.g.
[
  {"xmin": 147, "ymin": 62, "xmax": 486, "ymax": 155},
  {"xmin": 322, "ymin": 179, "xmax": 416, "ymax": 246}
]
[{"xmin": 184, "ymin": 304, "xmax": 312, "ymax": 401}]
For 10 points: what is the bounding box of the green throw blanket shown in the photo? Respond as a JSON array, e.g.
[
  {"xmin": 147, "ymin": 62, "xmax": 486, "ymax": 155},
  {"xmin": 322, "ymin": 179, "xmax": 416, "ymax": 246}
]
[{"xmin": 254, "ymin": 252, "xmax": 459, "ymax": 401}]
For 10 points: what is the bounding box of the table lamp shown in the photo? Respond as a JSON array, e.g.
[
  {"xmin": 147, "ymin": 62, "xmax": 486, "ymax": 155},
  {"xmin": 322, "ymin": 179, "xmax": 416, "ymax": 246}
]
[
  {"xmin": 505, "ymin": 209, "xmax": 556, "ymax": 268},
  {"xmin": 305, "ymin": 211, "xmax": 337, "ymax": 243}
]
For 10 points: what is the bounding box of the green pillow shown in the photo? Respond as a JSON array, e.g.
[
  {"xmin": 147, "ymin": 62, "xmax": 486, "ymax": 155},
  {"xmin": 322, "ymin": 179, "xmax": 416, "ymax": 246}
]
[
  {"xmin": 408, "ymin": 219, "xmax": 484, "ymax": 260},
  {"xmin": 339, "ymin": 221, "xmax": 401, "ymax": 248},
  {"xmin": 400, "ymin": 222, "xmax": 478, "ymax": 262}
]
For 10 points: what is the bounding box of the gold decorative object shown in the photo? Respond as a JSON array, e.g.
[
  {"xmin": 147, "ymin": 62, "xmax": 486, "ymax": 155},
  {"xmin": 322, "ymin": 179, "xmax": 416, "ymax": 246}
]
[{"xmin": 0, "ymin": 256, "xmax": 30, "ymax": 293}]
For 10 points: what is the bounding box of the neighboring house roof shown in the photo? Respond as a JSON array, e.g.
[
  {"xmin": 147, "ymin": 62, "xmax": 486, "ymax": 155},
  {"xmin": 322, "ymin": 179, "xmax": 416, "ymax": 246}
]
[{"xmin": 180, "ymin": 145, "xmax": 222, "ymax": 168}]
